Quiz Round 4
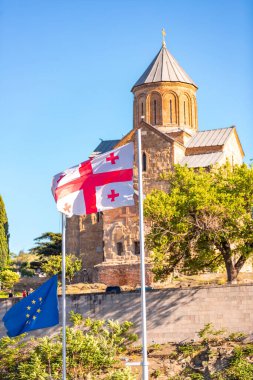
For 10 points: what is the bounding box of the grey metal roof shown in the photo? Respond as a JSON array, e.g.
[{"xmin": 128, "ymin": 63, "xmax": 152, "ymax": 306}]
[
  {"xmin": 133, "ymin": 45, "xmax": 197, "ymax": 89},
  {"xmin": 180, "ymin": 152, "xmax": 224, "ymax": 168},
  {"xmin": 186, "ymin": 127, "xmax": 234, "ymax": 148},
  {"xmin": 90, "ymin": 140, "xmax": 120, "ymax": 157}
]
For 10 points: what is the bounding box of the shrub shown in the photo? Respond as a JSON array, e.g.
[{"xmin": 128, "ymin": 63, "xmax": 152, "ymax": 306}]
[
  {"xmin": 0, "ymin": 314, "xmax": 138, "ymax": 379},
  {"xmin": 0, "ymin": 269, "xmax": 20, "ymax": 290}
]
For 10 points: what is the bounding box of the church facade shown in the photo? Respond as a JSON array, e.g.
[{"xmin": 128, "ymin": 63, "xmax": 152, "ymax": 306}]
[{"xmin": 66, "ymin": 39, "xmax": 244, "ymax": 286}]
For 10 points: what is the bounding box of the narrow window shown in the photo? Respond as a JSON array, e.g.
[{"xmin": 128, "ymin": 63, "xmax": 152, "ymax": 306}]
[
  {"xmin": 169, "ymin": 99, "xmax": 172, "ymax": 123},
  {"xmin": 117, "ymin": 242, "xmax": 123, "ymax": 256},
  {"xmin": 154, "ymin": 100, "xmax": 157, "ymax": 125},
  {"xmin": 134, "ymin": 241, "xmax": 140, "ymax": 255},
  {"xmin": 141, "ymin": 102, "xmax": 144, "ymax": 118},
  {"xmin": 184, "ymin": 101, "xmax": 186, "ymax": 124},
  {"xmin": 96, "ymin": 212, "xmax": 100, "ymax": 223},
  {"xmin": 142, "ymin": 152, "xmax": 147, "ymax": 172}
]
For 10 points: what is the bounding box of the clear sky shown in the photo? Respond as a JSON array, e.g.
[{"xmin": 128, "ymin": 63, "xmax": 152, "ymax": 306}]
[{"xmin": 1, "ymin": 0, "xmax": 252, "ymax": 254}]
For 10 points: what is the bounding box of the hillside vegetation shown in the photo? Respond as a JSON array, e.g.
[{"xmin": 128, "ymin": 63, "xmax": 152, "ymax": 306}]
[{"xmin": 0, "ymin": 314, "xmax": 252, "ymax": 380}]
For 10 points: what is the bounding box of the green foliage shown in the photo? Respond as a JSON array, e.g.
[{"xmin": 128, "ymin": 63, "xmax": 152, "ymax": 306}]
[
  {"xmin": 186, "ymin": 372, "xmax": 204, "ymax": 380},
  {"xmin": 69, "ymin": 309, "xmax": 83, "ymax": 326},
  {"xmin": 227, "ymin": 332, "xmax": 247, "ymax": 342},
  {"xmin": 0, "ymin": 316, "xmax": 137, "ymax": 379},
  {"xmin": 144, "ymin": 163, "xmax": 253, "ymax": 283},
  {"xmin": 106, "ymin": 368, "xmax": 136, "ymax": 380},
  {"xmin": 0, "ymin": 269, "xmax": 20, "ymax": 290},
  {"xmin": 41, "ymin": 254, "xmax": 82, "ymax": 283},
  {"xmin": 0, "ymin": 195, "xmax": 10, "ymax": 269},
  {"xmin": 212, "ymin": 344, "xmax": 253, "ymax": 380},
  {"xmin": 18, "ymin": 354, "xmax": 49, "ymax": 380},
  {"xmin": 29, "ymin": 232, "xmax": 62, "ymax": 257},
  {"xmin": 151, "ymin": 368, "xmax": 162, "ymax": 378},
  {"xmin": 198, "ymin": 323, "xmax": 226, "ymax": 343},
  {"xmin": 70, "ymin": 312, "xmax": 138, "ymax": 352},
  {"xmin": 11, "ymin": 251, "xmax": 38, "ymax": 277},
  {"xmin": 177, "ymin": 343, "xmax": 204, "ymax": 358}
]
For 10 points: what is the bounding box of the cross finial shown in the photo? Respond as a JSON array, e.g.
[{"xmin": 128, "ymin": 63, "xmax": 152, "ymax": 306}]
[{"xmin": 162, "ymin": 28, "xmax": 166, "ymax": 47}]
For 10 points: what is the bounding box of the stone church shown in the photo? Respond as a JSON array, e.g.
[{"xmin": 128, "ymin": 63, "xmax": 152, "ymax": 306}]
[{"xmin": 66, "ymin": 37, "xmax": 244, "ymax": 286}]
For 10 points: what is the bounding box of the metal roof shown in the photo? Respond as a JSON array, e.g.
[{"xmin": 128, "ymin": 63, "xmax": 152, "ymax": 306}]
[
  {"xmin": 133, "ymin": 45, "xmax": 197, "ymax": 89},
  {"xmin": 180, "ymin": 152, "xmax": 224, "ymax": 168},
  {"xmin": 186, "ymin": 127, "xmax": 233, "ymax": 148},
  {"xmin": 90, "ymin": 140, "xmax": 120, "ymax": 157}
]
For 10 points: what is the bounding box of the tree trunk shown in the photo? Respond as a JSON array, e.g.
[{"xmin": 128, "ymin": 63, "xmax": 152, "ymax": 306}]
[
  {"xmin": 218, "ymin": 239, "xmax": 239, "ymax": 284},
  {"xmin": 225, "ymin": 260, "xmax": 238, "ymax": 284}
]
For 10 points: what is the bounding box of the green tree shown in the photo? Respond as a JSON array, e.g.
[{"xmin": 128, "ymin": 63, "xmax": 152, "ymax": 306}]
[
  {"xmin": 144, "ymin": 163, "xmax": 253, "ymax": 283},
  {"xmin": 29, "ymin": 232, "xmax": 62, "ymax": 257},
  {"xmin": 11, "ymin": 251, "xmax": 38, "ymax": 277},
  {"xmin": 41, "ymin": 255, "xmax": 82, "ymax": 283},
  {"xmin": 0, "ymin": 269, "xmax": 20, "ymax": 290},
  {"xmin": 0, "ymin": 195, "xmax": 10, "ymax": 269}
]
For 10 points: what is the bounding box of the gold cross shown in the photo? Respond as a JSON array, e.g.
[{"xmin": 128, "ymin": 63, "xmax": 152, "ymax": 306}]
[{"xmin": 162, "ymin": 28, "xmax": 166, "ymax": 46}]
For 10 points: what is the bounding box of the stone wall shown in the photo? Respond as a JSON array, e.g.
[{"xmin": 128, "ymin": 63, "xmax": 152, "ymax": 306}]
[
  {"xmin": 1, "ymin": 284, "xmax": 253, "ymax": 343},
  {"xmin": 94, "ymin": 263, "xmax": 154, "ymax": 287}
]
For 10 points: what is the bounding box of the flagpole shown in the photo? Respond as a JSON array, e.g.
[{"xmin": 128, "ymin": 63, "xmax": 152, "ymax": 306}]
[
  {"xmin": 61, "ymin": 213, "xmax": 67, "ymax": 380},
  {"xmin": 137, "ymin": 127, "xmax": 149, "ymax": 380}
]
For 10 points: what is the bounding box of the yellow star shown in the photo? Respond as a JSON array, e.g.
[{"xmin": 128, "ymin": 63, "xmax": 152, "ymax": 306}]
[
  {"xmin": 31, "ymin": 300, "xmax": 36, "ymax": 304},
  {"xmin": 39, "ymin": 297, "xmax": 42, "ymax": 302},
  {"xmin": 26, "ymin": 314, "xmax": 30, "ymax": 318},
  {"xmin": 27, "ymin": 306, "xmax": 31, "ymax": 310},
  {"xmin": 33, "ymin": 316, "xmax": 37, "ymax": 320},
  {"xmin": 37, "ymin": 308, "xmax": 41, "ymax": 313}
]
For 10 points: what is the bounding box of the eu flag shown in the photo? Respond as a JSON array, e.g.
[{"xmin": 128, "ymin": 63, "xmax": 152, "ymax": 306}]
[{"xmin": 2, "ymin": 275, "xmax": 59, "ymax": 337}]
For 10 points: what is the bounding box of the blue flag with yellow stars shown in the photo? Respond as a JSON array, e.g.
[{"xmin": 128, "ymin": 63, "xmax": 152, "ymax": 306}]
[{"xmin": 2, "ymin": 275, "xmax": 59, "ymax": 337}]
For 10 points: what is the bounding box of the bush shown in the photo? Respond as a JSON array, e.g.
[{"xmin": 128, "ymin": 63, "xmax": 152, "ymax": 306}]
[
  {"xmin": 106, "ymin": 368, "xmax": 136, "ymax": 380},
  {"xmin": 0, "ymin": 269, "xmax": 20, "ymax": 290},
  {"xmin": 0, "ymin": 314, "xmax": 138, "ymax": 379}
]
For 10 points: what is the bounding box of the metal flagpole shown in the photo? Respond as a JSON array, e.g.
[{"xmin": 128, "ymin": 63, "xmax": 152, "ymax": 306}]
[
  {"xmin": 61, "ymin": 213, "xmax": 67, "ymax": 380},
  {"xmin": 137, "ymin": 127, "xmax": 149, "ymax": 380}
]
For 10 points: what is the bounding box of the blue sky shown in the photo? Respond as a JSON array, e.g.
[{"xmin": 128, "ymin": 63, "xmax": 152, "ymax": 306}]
[{"xmin": 1, "ymin": 0, "xmax": 252, "ymax": 254}]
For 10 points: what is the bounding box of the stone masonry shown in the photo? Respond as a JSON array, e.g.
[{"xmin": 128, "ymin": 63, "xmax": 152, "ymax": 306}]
[{"xmin": 1, "ymin": 284, "xmax": 252, "ymax": 343}]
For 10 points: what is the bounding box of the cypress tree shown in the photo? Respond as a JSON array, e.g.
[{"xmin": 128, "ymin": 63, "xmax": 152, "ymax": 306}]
[{"xmin": 0, "ymin": 195, "xmax": 9, "ymax": 269}]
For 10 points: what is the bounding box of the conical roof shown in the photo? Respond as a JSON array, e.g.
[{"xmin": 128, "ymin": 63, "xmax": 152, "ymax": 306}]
[{"xmin": 132, "ymin": 44, "xmax": 197, "ymax": 89}]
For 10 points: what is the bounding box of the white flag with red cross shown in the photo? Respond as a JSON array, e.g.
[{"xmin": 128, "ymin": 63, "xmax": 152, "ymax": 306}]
[{"xmin": 51, "ymin": 143, "xmax": 134, "ymax": 217}]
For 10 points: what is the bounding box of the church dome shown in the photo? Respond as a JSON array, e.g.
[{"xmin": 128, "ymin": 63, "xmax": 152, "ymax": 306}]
[{"xmin": 132, "ymin": 44, "xmax": 197, "ymax": 90}]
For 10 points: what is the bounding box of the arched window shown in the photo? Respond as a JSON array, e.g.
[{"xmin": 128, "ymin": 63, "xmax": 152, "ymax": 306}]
[
  {"xmin": 134, "ymin": 241, "xmax": 140, "ymax": 255},
  {"xmin": 139, "ymin": 99, "xmax": 145, "ymax": 122},
  {"xmin": 117, "ymin": 242, "xmax": 123, "ymax": 256},
  {"xmin": 142, "ymin": 152, "xmax": 147, "ymax": 172},
  {"xmin": 169, "ymin": 99, "xmax": 172, "ymax": 123},
  {"xmin": 154, "ymin": 100, "xmax": 157, "ymax": 124},
  {"xmin": 181, "ymin": 94, "xmax": 191, "ymax": 126}
]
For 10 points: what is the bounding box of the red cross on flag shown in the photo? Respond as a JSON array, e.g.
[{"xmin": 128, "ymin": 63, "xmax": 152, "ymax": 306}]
[{"xmin": 51, "ymin": 143, "xmax": 134, "ymax": 217}]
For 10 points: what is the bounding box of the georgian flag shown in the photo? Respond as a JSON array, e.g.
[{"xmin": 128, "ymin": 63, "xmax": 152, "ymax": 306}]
[{"xmin": 51, "ymin": 143, "xmax": 134, "ymax": 217}]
